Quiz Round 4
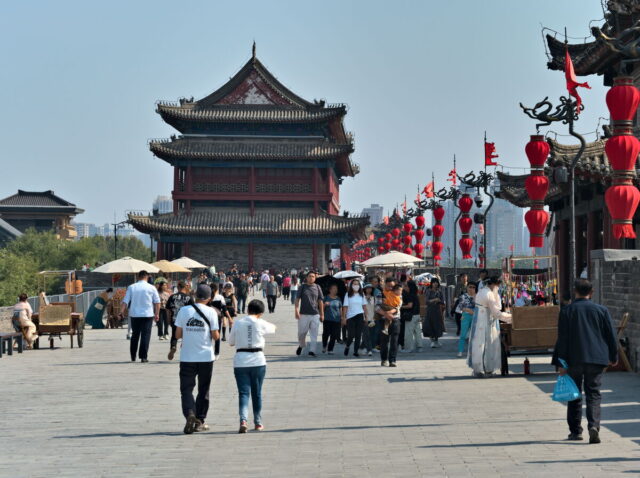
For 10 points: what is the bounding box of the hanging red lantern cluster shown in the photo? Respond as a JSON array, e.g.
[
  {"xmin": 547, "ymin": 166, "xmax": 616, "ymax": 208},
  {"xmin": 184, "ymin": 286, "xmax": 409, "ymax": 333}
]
[
  {"xmin": 431, "ymin": 206, "xmax": 445, "ymax": 266},
  {"xmin": 524, "ymin": 134, "xmax": 550, "ymax": 247},
  {"xmin": 414, "ymin": 214, "xmax": 425, "ymax": 259},
  {"xmin": 391, "ymin": 227, "xmax": 402, "ymax": 251},
  {"xmin": 605, "ymin": 76, "xmax": 640, "ymax": 239},
  {"xmin": 457, "ymin": 193, "xmax": 473, "ymax": 259}
]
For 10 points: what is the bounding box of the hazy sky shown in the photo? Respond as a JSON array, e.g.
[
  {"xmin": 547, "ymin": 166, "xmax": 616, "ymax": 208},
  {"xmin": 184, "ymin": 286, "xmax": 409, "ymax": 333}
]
[{"xmin": 0, "ymin": 0, "xmax": 610, "ymax": 224}]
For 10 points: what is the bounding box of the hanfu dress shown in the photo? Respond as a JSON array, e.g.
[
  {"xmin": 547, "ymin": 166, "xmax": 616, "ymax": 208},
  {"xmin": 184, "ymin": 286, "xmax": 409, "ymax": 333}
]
[{"xmin": 467, "ymin": 287, "xmax": 511, "ymax": 376}]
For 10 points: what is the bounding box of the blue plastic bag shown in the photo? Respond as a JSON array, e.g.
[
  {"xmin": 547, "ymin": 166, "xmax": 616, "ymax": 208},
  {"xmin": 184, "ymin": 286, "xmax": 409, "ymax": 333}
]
[{"xmin": 552, "ymin": 359, "xmax": 581, "ymax": 402}]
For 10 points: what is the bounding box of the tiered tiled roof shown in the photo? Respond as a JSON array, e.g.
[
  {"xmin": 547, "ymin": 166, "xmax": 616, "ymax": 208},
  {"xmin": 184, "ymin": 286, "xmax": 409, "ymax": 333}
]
[
  {"xmin": 157, "ymin": 103, "xmax": 346, "ymax": 124},
  {"xmin": 150, "ymin": 136, "xmax": 354, "ymax": 162},
  {"xmin": 0, "ymin": 190, "xmax": 83, "ymax": 213},
  {"xmin": 128, "ymin": 211, "xmax": 369, "ymax": 238}
]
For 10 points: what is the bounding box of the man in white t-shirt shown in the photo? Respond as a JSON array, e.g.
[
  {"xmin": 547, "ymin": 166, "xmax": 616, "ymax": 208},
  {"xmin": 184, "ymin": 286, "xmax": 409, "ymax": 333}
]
[
  {"xmin": 174, "ymin": 284, "xmax": 220, "ymax": 434},
  {"xmin": 229, "ymin": 299, "xmax": 276, "ymax": 433}
]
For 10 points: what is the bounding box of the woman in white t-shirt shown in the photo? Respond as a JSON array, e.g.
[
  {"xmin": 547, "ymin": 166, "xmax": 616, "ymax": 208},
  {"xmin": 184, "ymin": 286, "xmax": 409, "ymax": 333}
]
[
  {"xmin": 228, "ymin": 299, "xmax": 276, "ymax": 434},
  {"xmin": 341, "ymin": 279, "xmax": 368, "ymax": 357}
]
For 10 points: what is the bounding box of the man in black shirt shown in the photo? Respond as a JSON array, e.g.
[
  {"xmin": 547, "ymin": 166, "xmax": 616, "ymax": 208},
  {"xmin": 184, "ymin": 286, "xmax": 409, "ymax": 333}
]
[
  {"xmin": 553, "ymin": 279, "xmax": 618, "ymax": 444},
  {"xmin": 235, "ymin": 273, "xmax": 250, "ymax": 314},
  {"xmin": 166, "ymin": 281, "xmax": 194, "ymax": 360}
]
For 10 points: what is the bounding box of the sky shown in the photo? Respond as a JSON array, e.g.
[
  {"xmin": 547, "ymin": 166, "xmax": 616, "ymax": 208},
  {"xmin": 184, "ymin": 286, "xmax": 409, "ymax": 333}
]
[{"xmin": 0, "ymin": 0, "xmax": 610, "ymax": 224}]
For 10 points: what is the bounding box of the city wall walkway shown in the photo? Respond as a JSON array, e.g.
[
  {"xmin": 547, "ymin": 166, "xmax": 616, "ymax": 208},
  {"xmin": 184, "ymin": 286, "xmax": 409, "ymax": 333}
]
[{"xmin": 2, "ymin": 298, "xmax": 640, "ymax": 477}]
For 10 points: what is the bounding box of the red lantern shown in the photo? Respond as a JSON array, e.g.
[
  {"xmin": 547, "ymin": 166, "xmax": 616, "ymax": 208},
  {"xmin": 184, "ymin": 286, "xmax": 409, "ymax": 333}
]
[
  {"xmin": 433, "ymin": 207, "xmax": 445, "ymax": 222},
  {"xmin": 458, "ymin": 195, "xmax": 473, "ymax": 213},
  {"xmin": 606, "ymin": 76, "xmax": 640, "ymax": 122},
  {"xmin": 479, "ymin": 245, "xmax": 485, "ymax": 253},
  {"xmin": 525, "ymin": 174, "xmax": 550, "ymax": 201},
  {"xmin": 403, "ymin": 223, "xmax": 413, "ymax": 234},
  {"xmin": 384, "ymin": 242, "xmax": 392, "ymax": 251},
  {"xmin": 525, "ymin": 209, "xmax": 549, "ymax": 247},
  {"xmin": 431, "ymin": 240, "xmax": 443, "ymax": 260},
  {"xmin": 415, "ymin": 215, "xmax": 425, "ymax": 228},
  {"xmin": 432, "ymin": 224, "xmax": 444, "ymax": 237},
  {"xmin": 415, "ymin": 253, "xmax": 423, "ymax": 259},
  {"xmin": 403, "ymin": 235, "xmax": 412, "ymax": 245},
  {"xmin": 377, "ymin": 237, "xmax": 385, "ymax": 245},
  {"xmin": 391, "ymin": 238, "xmax": 401, "ymax": 248},
  {"xmin": 414, "ymin": 243, "xmax": 424, "ymax": 254},
  {"xmin": 414, "ymin": 229, "xmax": 425, "ymax": 242},
  {"xmin": 458, "ymin": 216, "xmax": 473, "ymax": 234},
  {"xmin": 605, "ymin": 184, "xmax": 640, "ymax": 239},
  {"xmin": 534, "ymin": 259, "xmax": 539, "ymax": 269},
  {"xmin": 391, "ymin": 228, "xmax": 401, "ymax": 237},
  {"xmin": 385, "ymin": 233, "xmax": 392, "ymax": 241},
  {"xmin": 403, "ymin": 247, "xmax": 413, "ymax": 255},
  {"xmin": 459, "ymin": 237, "xmax": 473, "ymax": 259},
  {"xmin": 525, "ymin": 135, "xmax": 550, "ymax": 168},
  {"xmin": 605, "ymin": 134, "xmax": 640, "ymax": 171}
]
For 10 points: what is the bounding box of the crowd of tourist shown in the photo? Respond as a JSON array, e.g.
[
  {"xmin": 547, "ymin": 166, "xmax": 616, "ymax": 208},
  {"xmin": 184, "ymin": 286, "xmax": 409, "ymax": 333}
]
[{"xmin": 11, "ymin": 262, "xmax": 618, "ymax": 443}]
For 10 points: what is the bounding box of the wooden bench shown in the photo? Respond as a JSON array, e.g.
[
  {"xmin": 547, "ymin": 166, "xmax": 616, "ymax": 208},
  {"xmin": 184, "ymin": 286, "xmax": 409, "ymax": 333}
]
[{"xmin": 0, "ymin": 332, "xmax": 23, "ymax": 357}]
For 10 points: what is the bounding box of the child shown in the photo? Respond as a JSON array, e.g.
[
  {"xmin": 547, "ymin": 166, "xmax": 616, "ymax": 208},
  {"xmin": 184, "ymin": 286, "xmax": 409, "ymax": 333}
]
[{"xmin": 380, "ymin": 284, "xmax": 403, "ymax": 335}]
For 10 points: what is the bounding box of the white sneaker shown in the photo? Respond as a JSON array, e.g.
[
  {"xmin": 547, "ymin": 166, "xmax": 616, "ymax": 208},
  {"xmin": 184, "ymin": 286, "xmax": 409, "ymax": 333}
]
[{"xmin": 430, "ymin": 341, "xmax": 436, "ymax": 348}]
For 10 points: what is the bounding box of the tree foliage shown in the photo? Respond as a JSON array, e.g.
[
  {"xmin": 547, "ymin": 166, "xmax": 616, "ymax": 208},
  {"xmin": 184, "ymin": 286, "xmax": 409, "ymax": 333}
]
[{"xmin": 0, "ymin": 229, "xmax": 152, "ymax": 306}]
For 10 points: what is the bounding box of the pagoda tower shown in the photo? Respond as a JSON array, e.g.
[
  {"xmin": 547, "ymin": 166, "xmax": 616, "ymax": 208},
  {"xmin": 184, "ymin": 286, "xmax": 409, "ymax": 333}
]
[{"xmin": 128, "ymin": 47, "xmax": 368, "ymax": 271}]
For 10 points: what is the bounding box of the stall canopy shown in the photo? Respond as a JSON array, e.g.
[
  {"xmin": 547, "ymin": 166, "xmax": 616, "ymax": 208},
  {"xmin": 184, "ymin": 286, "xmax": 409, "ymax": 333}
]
[
  {"xmin": 93, "ymin": 257, "xmax": 160, "ymax": 274},
  {"xmin": 151, "ymin": 260, "xmax": 190, "ymax": 274},
  {"xmin": 361, "ymin": 251, "xmax": 423, "ymax": 268},
  {"xmin": 171, "ymin": 256, "xmax": 207, "ymax": 269}
]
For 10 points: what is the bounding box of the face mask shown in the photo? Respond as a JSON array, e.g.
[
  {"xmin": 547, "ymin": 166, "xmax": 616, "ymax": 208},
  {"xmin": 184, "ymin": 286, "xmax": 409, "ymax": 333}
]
[{"xmin": 352, "ymin": 285, "xmax": 360, "ymax": 291}]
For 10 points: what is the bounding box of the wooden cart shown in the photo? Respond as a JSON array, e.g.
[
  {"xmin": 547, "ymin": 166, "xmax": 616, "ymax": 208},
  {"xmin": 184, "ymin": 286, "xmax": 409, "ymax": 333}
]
[
  {"xmin": 501, "ymin": 255, "xmax": 560, "ymax": 353},
  {"xmin": 32, "ymin": 303, "xmax": 84, "ymax": 349}
]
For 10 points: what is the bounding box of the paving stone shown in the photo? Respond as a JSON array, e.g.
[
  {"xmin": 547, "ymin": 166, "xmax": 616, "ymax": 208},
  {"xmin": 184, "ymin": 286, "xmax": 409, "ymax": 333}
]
[{"xmin": 1, "ymin": 297, "xmax": 640, "ymax": 477}]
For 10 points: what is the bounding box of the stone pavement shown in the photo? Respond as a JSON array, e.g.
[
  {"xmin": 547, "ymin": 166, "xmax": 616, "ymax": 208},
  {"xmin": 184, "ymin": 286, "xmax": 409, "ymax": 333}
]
[{"xmin": 2, "ymin": 298, "xmax": 640, "ymax": 478}]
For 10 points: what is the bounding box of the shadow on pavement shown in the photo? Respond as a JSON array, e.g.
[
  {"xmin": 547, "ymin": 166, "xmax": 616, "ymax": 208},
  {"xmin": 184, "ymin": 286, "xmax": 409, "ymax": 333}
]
[
  {"xmin": 527, "ymin": 457, "xmax": 640, "ymax": 464},
  {"xmin": 419, "ymin": 440, "xmax": 577, "ymax": 448}
]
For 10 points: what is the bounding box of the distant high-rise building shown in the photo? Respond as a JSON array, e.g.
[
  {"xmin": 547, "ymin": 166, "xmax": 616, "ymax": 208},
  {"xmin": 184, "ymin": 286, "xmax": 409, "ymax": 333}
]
[
  {"xmin": 361, "ymin": 203, "xmax": 384, "ymax": 225},
  {"xmin": 485, "ymin": 179, "xmax": 527, "ymax": 263},
  {"xmin": 153, "ymin": 195, "xmax": 173, "ymax": 215}
]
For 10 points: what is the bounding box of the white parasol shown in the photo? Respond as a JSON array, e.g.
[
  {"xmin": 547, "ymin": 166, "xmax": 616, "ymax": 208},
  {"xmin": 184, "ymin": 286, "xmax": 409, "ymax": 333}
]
[
  {"xmin": 151, "ymin": 260, "xmax": 191, "ymax": 274},
  {"xmin": 171, "ymin": 256, "xmax": 207, "ymax": 269},
  {"xmin": 93, "ymin": 256, "xmax": 160, "ymax": 274},
  {"xmin": 333, "ymin": 270, "xmax": 365, "ymax": 280},
  {"xmin": 361, "ymin": 251, "xmax": 423, "ymax": 268}
]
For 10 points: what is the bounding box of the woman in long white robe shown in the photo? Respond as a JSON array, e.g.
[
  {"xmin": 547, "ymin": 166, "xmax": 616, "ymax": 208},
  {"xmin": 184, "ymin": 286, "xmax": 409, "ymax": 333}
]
[{"xmin": 467, "ymin": 277, "xmax": 511, "ymax": 376}]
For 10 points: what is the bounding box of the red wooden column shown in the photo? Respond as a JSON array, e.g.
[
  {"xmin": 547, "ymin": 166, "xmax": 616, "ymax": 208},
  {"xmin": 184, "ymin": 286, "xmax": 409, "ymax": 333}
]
[
  {"xmin": 312, "ymin": 167, "xmax": 319, "ymax": 217},
  {"xmin": 156, "ymin": 240, "xmax": 164, "ymax": 260},
  {"xmin": 250, "ymin": 166, "xmax": 256, "ymax": 216},
  {"xmin": 248, "ymin": 243, "xmax": 254, "ymax": 270},
  {"xmin": 312, "ymin": 243, "xmax": 318, "ymax": 269}
]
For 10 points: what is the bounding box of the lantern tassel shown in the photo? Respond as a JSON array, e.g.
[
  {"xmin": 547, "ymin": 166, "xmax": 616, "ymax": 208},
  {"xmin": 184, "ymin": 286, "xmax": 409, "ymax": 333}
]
[
  {"xmin": 529, "ymin": 236, "xmax": 544, "ymax": 248},
  {"xmin": 613, "ymin": 223, "xmax": 637, "ymax": 239},
  {"xmin": 462, "ymin": 253, "xmax": 473, "ymax": 259}
]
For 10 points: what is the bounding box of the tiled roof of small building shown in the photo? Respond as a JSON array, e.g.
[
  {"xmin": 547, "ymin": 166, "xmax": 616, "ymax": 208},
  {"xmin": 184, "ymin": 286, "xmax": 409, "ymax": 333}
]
[
  {"xmin": 0, "ymin": 190, "xmax": 83, "ymax": 212},
  {"xmin": 128, "ymin": 211, "xmax": 369, "ymax": 237},
  {"xmin": 149, "ymin": 136, "xmax": 354, "ymax": 162}
]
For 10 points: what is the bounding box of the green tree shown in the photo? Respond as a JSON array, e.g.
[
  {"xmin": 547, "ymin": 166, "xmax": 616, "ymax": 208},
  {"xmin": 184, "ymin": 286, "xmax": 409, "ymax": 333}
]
[{"xmin": 0, "ymin": 249, "xmax": 38, "ymax": 305}]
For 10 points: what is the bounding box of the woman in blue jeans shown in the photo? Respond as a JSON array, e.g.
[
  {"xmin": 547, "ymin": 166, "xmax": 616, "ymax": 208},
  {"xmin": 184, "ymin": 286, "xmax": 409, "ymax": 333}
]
[
  {"xmin": 228, "ymin": 299, "xmax": 276, "ymax": 433},
  {"xmin": 457, "ymin": 282, "xmax": 477, "ymax": 357}
]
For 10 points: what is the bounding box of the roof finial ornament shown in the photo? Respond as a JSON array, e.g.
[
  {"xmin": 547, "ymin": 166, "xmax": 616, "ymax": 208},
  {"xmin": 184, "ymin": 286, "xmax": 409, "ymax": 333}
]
[{"xmin": 252, "ymin": 41, "xmax": 256, "ymax": 60}]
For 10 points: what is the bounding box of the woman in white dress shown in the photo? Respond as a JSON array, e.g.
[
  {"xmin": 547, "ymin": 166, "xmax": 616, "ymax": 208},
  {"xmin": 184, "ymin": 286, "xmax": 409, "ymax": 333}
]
[{"xmin": 467, "ymin": 276, "xmax": 511, "ymax": 377}]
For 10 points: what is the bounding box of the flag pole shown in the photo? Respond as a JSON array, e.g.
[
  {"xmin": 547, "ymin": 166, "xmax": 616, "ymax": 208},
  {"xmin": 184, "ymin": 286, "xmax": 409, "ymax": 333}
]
[{"xmin": 453, "ymin": 154, "xmax": 459, "ymax": 277}]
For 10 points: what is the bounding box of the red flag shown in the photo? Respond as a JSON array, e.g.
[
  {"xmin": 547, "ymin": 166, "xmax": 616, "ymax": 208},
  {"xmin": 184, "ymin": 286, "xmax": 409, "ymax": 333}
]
[
  {"xmin": 423, "ymin": 181, "xmax": 434, "ymax": 198},
  {"xmin": 415, "ymin": 192, "xmax": 421, "ymax": 205},
  {"xmin": 484, "ymin": 141, "xmax": 499, "ymax": 166},
  {"xmin": 447, "ymin": 169, "xmax": 457, "ymax": 186},
  {"xmin": 565, "ymin": 48, "xmax": 590, "ymax": 113}
]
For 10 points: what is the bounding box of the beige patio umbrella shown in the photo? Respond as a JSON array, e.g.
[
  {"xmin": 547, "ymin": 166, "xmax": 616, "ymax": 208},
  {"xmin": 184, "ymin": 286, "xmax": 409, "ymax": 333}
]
[
  {"xmin": 171, "ymin": 256, "xmax": 207, "ymax": 269},
  {"xmin": 151, "ymin": 260, "xmax": 190, "ymax": 274},
  {"xmin": 93, "ymin": 256, "xmax": 160, "ymax": 274},
  {"xmin": 360, "ymin": 251, "xmax": 424, "ymax": 268}
]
